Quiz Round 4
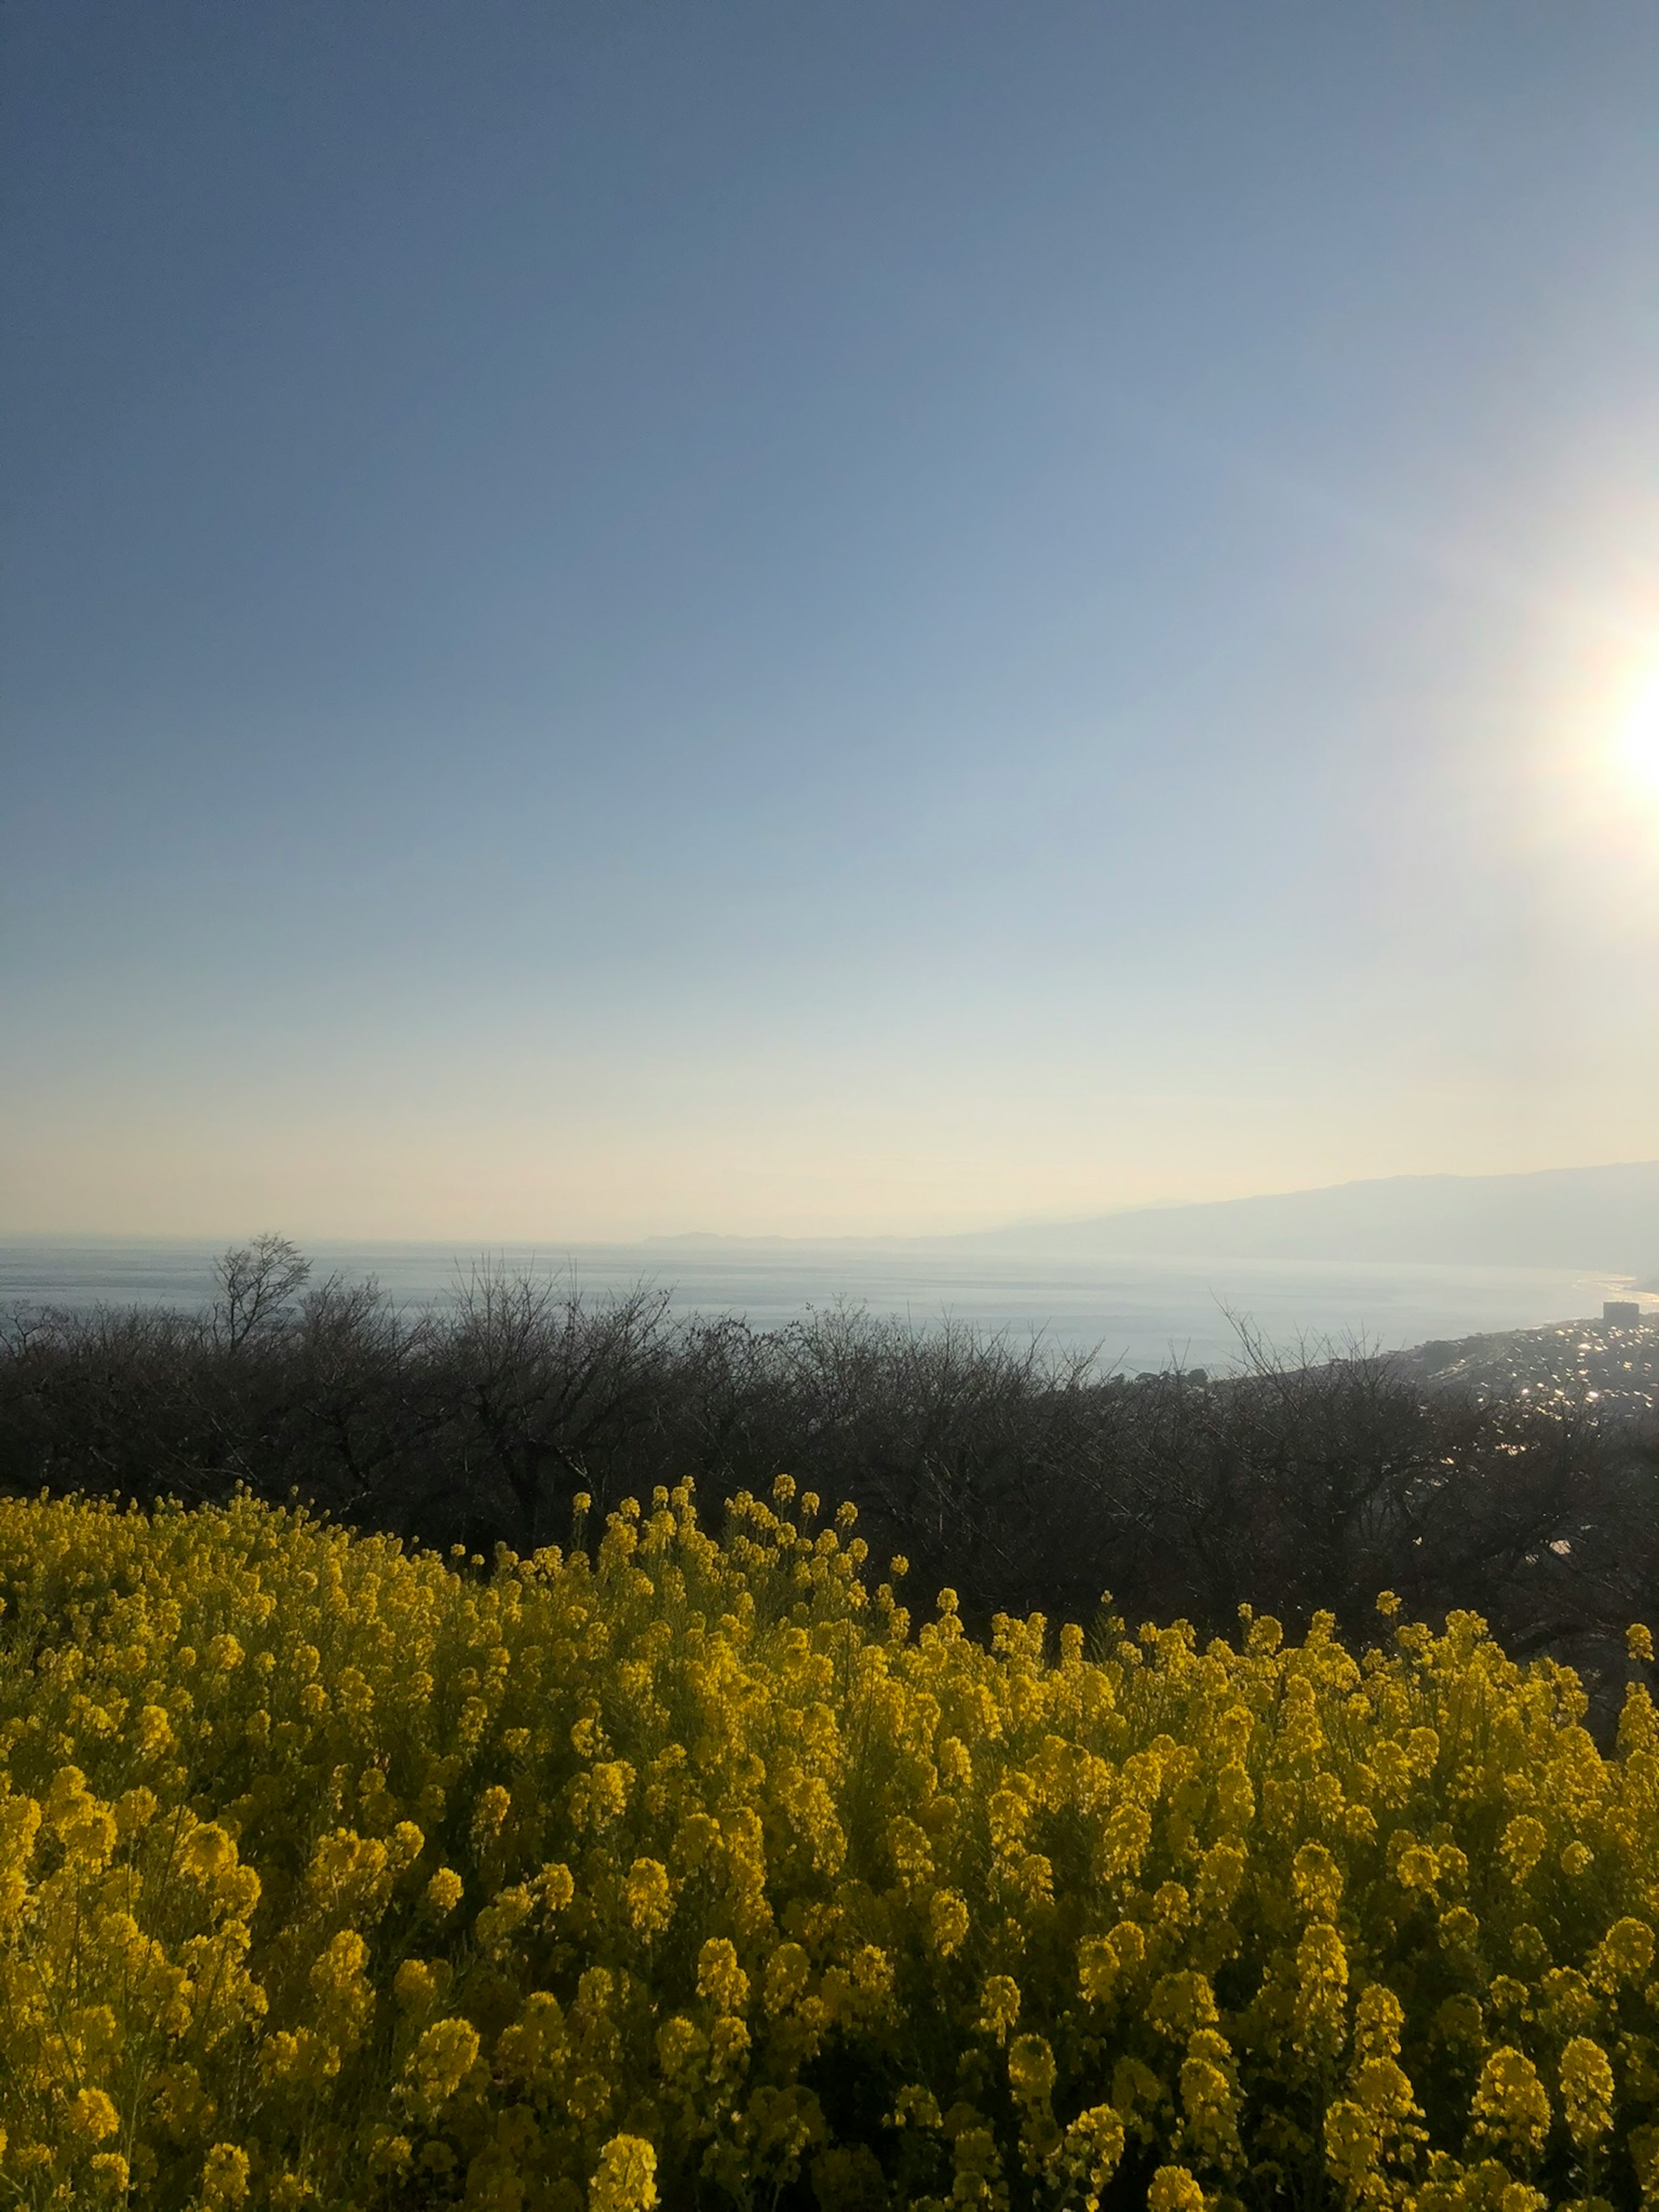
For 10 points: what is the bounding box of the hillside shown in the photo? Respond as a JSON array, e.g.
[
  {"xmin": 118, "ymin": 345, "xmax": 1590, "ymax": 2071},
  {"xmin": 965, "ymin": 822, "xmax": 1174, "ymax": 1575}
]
[
  {"xmin": 1391, "ymin": 1307, "xmax": 1659, "ymax": 1427},
  {"xmin": 962, "ymin": 1159, "xmax": 1659, "ymax": 1274}
]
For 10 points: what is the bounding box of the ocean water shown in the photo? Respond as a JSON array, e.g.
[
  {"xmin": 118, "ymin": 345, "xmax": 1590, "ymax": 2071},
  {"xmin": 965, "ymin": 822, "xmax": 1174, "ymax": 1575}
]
[{"xmin": 0, "ymin": 1236, "xmax": 1629, "ymax": 1374}]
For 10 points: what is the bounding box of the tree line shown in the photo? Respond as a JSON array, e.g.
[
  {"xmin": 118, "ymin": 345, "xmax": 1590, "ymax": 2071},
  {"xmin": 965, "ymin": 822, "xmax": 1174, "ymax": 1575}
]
[{"xmin": 2, "ymin": 1235, "xmax": 1654, "ymax": 1700}]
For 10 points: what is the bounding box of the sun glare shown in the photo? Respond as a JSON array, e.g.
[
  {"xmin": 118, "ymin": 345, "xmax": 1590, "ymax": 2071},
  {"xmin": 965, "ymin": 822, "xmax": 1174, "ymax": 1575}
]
[{"xmin": 1618, "ymin": 668, "xmax": 1659, "ymax": 795}]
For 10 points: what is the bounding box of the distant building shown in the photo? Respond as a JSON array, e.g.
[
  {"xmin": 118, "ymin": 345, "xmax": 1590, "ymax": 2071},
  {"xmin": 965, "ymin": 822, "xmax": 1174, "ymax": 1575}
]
[{"xmin": 1604, "ymin": 1300, "xmax": 1642, "ymax": 1325}]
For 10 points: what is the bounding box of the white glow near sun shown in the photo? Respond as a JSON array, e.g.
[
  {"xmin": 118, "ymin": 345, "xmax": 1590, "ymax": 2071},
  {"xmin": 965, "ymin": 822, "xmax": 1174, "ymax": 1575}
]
[{"xmin": 1618, "ymin": 667, "xmax": 1659, "ymax": 795}]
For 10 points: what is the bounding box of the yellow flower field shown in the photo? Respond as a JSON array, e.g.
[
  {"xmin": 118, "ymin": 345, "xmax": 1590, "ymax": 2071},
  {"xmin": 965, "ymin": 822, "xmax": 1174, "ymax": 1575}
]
[{"xmin": 1, "ymin": 1482, "xmax": 1656, "ymax": 2211}]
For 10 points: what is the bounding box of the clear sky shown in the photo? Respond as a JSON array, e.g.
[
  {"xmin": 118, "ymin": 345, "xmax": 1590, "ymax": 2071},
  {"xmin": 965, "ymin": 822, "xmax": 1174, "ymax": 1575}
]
[{"xmin": 3, "ymin": 2, "xmax": 1658, "ymax": 1239}]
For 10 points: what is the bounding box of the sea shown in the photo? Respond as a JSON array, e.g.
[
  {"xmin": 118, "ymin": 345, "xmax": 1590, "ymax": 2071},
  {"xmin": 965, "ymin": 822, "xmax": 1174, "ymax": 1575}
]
[{"xmin": 0, "ymin": 1236, "xmax": 1633, "ymax": 1375}]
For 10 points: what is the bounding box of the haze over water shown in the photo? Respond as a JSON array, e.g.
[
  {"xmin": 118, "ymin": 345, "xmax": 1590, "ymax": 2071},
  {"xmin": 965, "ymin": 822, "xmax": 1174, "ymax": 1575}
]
[{"xmin": 1, "ymin": 1237, "xmax": 1627, "ymax": 1373}]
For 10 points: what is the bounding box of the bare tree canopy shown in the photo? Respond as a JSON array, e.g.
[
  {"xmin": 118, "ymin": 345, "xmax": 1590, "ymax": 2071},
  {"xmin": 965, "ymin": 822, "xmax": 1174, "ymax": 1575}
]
[
  {"xmin": 2, "ymin": 1240, "xmax": 1654, "ymax": 1723},
  {"xmin": 212, "ymin": 1234, "xmax": 312, "ymax": 1350}
]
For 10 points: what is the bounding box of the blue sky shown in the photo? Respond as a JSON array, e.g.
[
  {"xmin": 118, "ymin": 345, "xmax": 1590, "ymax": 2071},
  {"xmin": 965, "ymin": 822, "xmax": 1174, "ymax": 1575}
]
[{"xmin": 4, "ymin": 2, "xmax": 1658, "ymax": 1237}]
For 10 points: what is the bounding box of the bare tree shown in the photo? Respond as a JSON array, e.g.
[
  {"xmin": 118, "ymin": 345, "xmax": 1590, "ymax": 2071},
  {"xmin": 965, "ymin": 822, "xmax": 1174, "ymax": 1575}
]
[
  {"xmin": 435, "ymin": 1263, "xmax": 677, "ymax": 1554},
  {"xmin": 211, "ymin": 1236, "xmax": 311, "ymax": 1351}
]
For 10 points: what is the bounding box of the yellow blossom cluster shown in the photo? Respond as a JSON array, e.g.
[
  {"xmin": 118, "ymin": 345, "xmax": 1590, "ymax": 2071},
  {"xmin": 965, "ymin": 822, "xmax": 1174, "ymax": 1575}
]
[{"xmin": 1, "ymin": 1483, "xmax": 1658, "ymax": 2210}]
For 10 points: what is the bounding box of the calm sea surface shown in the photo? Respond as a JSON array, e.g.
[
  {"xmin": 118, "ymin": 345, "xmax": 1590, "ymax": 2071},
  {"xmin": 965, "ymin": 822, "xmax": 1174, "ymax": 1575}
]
[{"xmin": 0, "ymin": 1237, "xmax": 1629, "ymax": 1373}]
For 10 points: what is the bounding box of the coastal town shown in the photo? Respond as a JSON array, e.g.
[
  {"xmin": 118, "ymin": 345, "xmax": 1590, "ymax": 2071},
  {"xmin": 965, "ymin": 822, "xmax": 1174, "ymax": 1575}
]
[{"xmin": 1399, "ymin": 1303, "xmax": 1659, "ymax": 1426}]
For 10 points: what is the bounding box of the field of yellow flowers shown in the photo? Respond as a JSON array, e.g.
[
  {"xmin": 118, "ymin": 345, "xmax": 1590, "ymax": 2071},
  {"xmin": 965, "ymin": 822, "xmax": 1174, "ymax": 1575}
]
[{"xmin": 1, "ymin": 1482, "xmax": 1657, "ymax": 2212}]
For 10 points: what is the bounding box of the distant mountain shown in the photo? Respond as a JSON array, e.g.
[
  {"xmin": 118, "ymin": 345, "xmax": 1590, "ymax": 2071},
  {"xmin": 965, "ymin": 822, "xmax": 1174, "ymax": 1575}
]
[{"xmin": 957, "ymin": 1162, "xmax": 1659, "ymax": 1274}]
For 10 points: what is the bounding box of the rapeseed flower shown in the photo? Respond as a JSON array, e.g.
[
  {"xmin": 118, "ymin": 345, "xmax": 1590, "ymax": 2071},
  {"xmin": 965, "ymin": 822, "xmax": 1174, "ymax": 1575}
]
[{"xmin": 0, "ymin": 1486, "xmax": 1656, "ymax": 2208}]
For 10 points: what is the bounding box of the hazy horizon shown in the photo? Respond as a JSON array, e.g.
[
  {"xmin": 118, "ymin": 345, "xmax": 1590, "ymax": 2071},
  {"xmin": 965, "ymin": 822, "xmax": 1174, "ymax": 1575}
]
[
  {"xmin": 7, "ymin": 1156, "xmax": 1659, "ymax": 1257},
  {"xmin": 5, "ymin": 5, "xmax": 1659, "ymax": 1241}
]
